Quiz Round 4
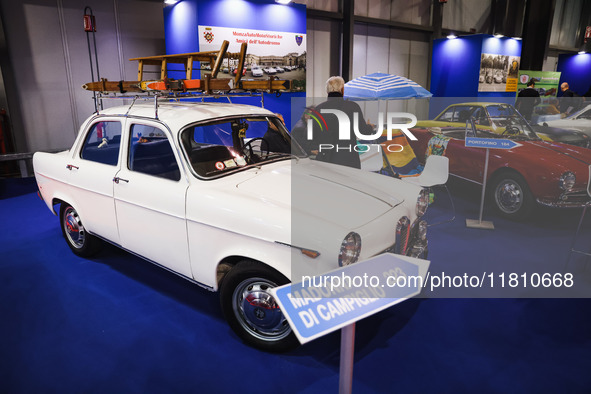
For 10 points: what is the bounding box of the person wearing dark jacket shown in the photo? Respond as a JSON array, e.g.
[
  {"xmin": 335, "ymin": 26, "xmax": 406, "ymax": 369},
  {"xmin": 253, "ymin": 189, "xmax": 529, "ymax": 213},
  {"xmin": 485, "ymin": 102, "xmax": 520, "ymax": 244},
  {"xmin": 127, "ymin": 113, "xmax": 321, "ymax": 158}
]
[
  {"xmin": 516, "ymin": 79, "xmax": 541, "ymax": 121},
  {"xmin": 560, "ymin": 82, "xmax": 579, "ymax": 115},
  {"xmin": 311, "ymin": 76, "xmax": 373, "ymax": 169},
  {"xmin": 290, "ymin": 107, "xmax": 315, "ymax": 155}
]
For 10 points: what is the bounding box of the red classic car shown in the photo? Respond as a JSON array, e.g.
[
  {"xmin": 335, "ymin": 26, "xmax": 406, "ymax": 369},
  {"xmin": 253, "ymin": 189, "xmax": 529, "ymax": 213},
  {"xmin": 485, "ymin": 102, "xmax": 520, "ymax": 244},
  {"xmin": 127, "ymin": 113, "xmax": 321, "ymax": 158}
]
[{"xmin": 406, "ymin": 124, "xmax": 591, "ymax": 218}]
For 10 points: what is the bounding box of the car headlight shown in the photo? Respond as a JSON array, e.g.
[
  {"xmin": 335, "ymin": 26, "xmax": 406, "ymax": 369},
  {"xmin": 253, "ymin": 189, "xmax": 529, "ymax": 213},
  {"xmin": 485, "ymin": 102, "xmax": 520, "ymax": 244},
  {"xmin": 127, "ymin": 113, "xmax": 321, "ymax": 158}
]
[
  {"xmin": 416, "ymin": 188, "xmax": 429, "ymax": 217},
  {"xmin": 338, "ymin": 232, "xmax": 361, "ymax": 267},
  {"xmin": 417, "ymin": 220, "xmax": 428, "ymax": 241},
  {"xmin": 559, "ymin": 171, "xmax": 576, "ymax": 191}
]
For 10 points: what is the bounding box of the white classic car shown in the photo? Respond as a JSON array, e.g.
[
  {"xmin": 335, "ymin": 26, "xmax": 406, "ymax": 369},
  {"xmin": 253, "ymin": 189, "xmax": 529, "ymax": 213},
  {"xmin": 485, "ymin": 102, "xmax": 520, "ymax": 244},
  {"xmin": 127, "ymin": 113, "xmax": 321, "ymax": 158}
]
[
  {"xmin": 33, "ymin": 101, "xmax": 428, "ymax": 351},
  {"xmin": 541, "ymin": 104, "xmax": 591, "ymax": 138}
]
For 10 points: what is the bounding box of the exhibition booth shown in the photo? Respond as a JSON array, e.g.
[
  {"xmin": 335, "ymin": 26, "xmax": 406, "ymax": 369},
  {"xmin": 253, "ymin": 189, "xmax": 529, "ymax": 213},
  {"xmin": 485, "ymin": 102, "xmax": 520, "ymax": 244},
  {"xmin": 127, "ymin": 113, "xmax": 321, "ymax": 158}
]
[{"xmin": 1, "ymin": 0, "xmax": 591, "ymax": 392}]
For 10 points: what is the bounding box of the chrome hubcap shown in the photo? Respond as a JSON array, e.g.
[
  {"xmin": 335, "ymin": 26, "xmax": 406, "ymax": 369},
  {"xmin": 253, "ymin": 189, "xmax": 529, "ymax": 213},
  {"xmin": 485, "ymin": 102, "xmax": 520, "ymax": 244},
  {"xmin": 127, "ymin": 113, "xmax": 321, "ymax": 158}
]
[
  {"xmin": 232, "ymin": 278, "xmax": 291, "ymax": 341},
  {"xmin": 64, "ymin": 207, "xmax": 85, "ymax": 248},
  {"xmin": 495, "ymin": 179, "xmax": 523, "ymax": 214}
]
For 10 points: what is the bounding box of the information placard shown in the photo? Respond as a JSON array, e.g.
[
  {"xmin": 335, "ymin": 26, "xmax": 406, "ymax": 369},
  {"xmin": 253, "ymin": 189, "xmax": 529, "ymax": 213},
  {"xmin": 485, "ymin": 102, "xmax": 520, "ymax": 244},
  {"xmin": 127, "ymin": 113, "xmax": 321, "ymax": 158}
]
[{"xmin": 271, "ymin": 254, "xmax": 430, "ymax": 344}]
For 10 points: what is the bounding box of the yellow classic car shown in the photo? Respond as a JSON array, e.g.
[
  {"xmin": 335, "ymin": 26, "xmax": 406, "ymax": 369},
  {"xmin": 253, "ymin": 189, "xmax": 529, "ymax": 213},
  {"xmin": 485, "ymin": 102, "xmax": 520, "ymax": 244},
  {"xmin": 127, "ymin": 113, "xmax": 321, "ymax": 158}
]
[{"xmin": 417, "ymin": 102, "xmax": 590, "ymax": 148}]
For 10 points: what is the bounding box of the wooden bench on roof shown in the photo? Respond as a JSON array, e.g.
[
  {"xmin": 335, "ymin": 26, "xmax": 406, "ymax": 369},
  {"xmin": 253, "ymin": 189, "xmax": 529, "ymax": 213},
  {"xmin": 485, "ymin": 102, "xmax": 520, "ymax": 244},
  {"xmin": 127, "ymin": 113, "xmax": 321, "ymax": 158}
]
[{"xmin": 129, "ymin": 40, "xmax": 248, "ymax": 85}]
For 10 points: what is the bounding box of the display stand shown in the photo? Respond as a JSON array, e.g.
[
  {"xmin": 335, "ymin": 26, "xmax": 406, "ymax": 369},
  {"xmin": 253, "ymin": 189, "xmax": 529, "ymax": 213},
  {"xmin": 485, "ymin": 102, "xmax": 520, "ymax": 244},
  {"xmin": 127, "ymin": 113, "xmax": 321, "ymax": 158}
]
[
  {"xmin": 339, "ymin": 324, "xmax": 355, "ymax": 394},
  {"xmin": 466, "ymin": 146, "xmax": 495, "ymax": 230},
  {"xmin": 465, "ymin": 120, "xmax": 494, "ymax": 230}
]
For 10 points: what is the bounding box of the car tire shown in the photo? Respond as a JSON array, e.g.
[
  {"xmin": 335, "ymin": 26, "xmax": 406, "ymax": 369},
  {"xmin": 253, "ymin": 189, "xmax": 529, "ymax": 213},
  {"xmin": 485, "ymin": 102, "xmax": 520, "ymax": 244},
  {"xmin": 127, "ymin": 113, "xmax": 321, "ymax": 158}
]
[
  {"xmin": 59, "ymin": 203, "xmax": 101, "ymax": 257},
  {"xmin": 220, "ymin": 260, "xmax": 298, "ymax": 352},
  {"xmin": 489, "ymin": 172, "xmax": 534, "ymax": 219}
]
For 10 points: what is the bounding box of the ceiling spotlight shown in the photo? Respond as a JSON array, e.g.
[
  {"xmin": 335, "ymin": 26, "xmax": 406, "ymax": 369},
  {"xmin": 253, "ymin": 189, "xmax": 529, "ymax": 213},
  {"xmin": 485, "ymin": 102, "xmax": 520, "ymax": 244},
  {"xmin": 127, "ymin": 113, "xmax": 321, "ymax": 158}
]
[
  {"xmin": 494, "ymin": 34, "xmax": 504, "ymax": 38},
  {"xmin": 164, "ymin": 0, "xmax": 178, "ymax": 4},
  {"xmin": 275, "ymin": 0, "xmax": 292, "ymax": 4},
  {"xmin": 513, "ymin": 37, "xmax": 522, "ymax": 40},
  {"xmin": 579, "ymin": 51, "xmax": 586, "ymax": 55},
  {"xmin": 447, "ymin": 34, "xmax": 457, "ymax": 39}
]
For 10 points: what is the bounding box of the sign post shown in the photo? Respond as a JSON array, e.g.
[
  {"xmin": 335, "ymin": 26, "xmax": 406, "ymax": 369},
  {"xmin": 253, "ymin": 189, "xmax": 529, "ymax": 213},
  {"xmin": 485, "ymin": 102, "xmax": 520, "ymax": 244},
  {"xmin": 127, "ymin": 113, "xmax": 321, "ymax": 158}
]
[
  {"xmin": 271, "ymin": 253, "xmax": 430, "ymax": 394},
  {"xmin": 464, "ymin": 136, "xmax": 522, "ymax": 230}
]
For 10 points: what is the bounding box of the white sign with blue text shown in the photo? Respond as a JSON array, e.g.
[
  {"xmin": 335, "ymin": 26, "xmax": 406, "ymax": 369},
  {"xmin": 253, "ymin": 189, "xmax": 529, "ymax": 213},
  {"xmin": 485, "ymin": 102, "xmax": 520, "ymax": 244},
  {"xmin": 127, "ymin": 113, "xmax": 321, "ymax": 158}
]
[
  {"xmin": 465, "ymin": 137, "xmax": 521, "ymax": 150},
  {"xmin": 271, "ymin": 254, "xmax": 430, "ymax": 344}
]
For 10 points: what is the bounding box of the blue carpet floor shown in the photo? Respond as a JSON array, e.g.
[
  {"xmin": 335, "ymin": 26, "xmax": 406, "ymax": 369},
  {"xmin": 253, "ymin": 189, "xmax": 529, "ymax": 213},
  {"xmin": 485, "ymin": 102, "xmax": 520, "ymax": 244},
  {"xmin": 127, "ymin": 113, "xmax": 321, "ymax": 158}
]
[{"xmin": 1, "ymin": 177, "xmax": 591, "ymax": 393}]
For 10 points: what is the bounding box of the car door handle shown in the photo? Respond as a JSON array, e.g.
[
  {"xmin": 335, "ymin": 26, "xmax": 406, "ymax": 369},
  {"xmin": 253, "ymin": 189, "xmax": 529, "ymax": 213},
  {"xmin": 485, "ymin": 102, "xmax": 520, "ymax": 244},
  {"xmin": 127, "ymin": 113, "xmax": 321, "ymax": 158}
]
[
  {"xmin": 66, "ymin": 164, "xmax": 79, "ymax": 170},
  {"xmin": 113, "ymin": 177, "xmax": 129, "ymax": 184}
]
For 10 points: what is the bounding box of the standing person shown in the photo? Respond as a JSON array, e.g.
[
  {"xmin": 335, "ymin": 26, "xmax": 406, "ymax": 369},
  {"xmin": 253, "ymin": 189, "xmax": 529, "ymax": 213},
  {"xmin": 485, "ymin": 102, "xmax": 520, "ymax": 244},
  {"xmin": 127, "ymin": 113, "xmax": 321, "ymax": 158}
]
[
  {"xmin": 311, "ymin": 76, "xmax": 373, "ymax": 169},
  {"xmin": 290, "ymin": 107, "xmax": 315, "ymax": 155},
  {"xmin": 516, "ymin": 79, "xmax": 541, "ymax": 121},
  {"xmin": 560, "ymin": 82, "xmax": 578, "ymax": 115},
  {"xmin": 263, "ymin": 114, "xmax": 291, "ymax": 154}
]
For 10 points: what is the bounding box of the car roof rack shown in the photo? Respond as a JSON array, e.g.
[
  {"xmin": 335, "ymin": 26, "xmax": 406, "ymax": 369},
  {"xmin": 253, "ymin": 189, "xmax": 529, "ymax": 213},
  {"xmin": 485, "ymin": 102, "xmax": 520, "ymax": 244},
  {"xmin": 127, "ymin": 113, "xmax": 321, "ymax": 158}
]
[{"xmin": 95, "ymin": 91, "xmax": 267, "ymax": 120}]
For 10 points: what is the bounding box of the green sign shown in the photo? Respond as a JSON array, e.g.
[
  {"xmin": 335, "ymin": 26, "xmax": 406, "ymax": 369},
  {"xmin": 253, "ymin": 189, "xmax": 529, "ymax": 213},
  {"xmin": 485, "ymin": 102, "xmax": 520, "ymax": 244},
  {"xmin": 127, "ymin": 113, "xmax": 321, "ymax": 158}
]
[{"xmin": 517, "ymin": 70, "xmax": 561, "ymax": 97}]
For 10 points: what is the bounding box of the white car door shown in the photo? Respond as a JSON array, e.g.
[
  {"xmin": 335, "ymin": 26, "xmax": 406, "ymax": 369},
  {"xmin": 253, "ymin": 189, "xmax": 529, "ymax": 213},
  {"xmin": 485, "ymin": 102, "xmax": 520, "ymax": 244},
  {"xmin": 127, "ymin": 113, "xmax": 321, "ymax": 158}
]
[
  {"xmin": 67, "ymin": 118, "xmax": 123, "ymax": 243},
  {"xmin": 113, "ymin": 121, "xmax": 192, "ymax": 278}
]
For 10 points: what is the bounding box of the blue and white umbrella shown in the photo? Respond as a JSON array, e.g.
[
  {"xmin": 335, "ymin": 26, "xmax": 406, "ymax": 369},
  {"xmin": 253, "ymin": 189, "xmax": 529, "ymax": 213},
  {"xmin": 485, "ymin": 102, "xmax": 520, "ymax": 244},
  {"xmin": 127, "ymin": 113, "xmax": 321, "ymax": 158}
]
[{"xmin": 344, "ymin": 72, "xmax": 432, "ymax": 100}]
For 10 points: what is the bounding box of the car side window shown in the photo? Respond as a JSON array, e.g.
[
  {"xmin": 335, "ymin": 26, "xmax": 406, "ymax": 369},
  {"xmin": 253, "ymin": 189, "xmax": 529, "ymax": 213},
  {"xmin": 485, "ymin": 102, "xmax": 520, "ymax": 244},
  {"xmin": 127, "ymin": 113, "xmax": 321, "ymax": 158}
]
[
  {"xmin": 473, "ymin": 108, "xmax": 490, "ymax": 126},
  {"xmin": 437, "ymin": 108, "xmax": 455, "ymax": 122},
  {"xmin": 128, "ymin": 124, "xmax": 181, "ymax": 181},
  {"xmin": 80, "ymin": 121, "xmax": 122, "ymax": 165}
]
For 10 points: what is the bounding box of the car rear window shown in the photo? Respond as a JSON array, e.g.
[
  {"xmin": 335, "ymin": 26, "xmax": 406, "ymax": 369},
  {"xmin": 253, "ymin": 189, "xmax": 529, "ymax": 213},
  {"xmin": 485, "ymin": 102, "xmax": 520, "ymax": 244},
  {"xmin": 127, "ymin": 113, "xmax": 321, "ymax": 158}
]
[{"xmin": 80, "ymin": 121, "xmax": 122, "ymax": 166}]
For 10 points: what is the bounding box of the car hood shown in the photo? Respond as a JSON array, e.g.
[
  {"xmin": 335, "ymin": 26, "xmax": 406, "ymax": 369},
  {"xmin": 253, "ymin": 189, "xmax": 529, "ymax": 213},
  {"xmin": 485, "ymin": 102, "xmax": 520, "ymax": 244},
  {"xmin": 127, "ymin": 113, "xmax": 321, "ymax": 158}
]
[
  {"xmin": 531, "ymin": 125, "xmax": 590, "ymax": 142},
  {"xmin": 526, "ymin": 140, "xmax": 591, "ymax": 165},
  {"xmin": 235, "ymin": 159, "xmax": 404, "ymax": 230}
]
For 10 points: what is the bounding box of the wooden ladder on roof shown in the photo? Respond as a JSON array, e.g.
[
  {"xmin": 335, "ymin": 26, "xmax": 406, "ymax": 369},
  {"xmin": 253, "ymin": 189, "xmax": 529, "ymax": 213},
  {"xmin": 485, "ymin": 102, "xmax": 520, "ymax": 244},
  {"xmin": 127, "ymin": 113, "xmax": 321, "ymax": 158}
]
[{"xmin": 82, "ymin": 40, "xmax": 290, "ymax": 94}]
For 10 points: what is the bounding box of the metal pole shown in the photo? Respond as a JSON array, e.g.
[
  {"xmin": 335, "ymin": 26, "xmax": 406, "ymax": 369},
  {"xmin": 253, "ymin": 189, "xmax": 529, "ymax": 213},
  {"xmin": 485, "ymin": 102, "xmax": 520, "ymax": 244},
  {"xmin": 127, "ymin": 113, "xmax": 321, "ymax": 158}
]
[
  {"xmin": 478, "ymin": 148, "xmax": 490, "ymax": 223},
  {"xmin": 339, "ymin": 323, "xmax": 355, "ymax": 394}
]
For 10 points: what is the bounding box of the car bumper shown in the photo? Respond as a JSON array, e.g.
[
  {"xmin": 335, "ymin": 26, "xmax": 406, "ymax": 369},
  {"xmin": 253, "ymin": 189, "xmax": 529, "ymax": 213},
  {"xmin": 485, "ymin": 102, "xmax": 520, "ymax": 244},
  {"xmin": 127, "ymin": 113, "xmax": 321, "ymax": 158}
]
[{"xmin": 537, "ymin": 190, "xmax": 591, "ymax": 208}]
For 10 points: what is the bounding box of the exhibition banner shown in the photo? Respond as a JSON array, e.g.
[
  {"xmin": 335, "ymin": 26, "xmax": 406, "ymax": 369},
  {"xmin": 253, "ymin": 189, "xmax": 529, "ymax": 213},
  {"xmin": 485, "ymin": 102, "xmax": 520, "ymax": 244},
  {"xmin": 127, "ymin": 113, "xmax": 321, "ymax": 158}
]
[
  {"xmin": 478, "ymin": 53, "xmax": 520, "ymax": 92},
  {"xmin": 198, "ymin": 25, "xmax": 306, "ymax": 91},
  {"xmin": 516, "ymin": 70, "xmax": 561, "ymax": 97}
]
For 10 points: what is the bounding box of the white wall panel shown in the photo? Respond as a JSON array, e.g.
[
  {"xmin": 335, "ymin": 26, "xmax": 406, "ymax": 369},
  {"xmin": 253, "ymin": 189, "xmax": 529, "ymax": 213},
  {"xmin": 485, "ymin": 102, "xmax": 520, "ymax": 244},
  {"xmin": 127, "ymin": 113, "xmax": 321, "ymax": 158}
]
[
  {"xmin": 367, "ymin": 0, "xmax": 390, "ymax": 21},
  {"xmin": 365, "ymin": 26, "xmax": 390, "ymax": 75},
  {"xmin": 390, "ymin": 0, "xmax": 431, "ymax": 25},
  {"xmin": 307, "ymin": 19, "xmax": 333, "ymax": 97},
  {"xmin": 442, "ymin": 0, "xmax": 491, "ymax": 32},
  {"xmin": 0, "ymin": 0, "xmax": 165, "ymax": 152},
  {"xmin": 543, "ymin": 56, "xmax": 558, "ymax": 72},
  {"xmin": 307, "ymin": 0, "xmax": 338, "ymax": 13}
]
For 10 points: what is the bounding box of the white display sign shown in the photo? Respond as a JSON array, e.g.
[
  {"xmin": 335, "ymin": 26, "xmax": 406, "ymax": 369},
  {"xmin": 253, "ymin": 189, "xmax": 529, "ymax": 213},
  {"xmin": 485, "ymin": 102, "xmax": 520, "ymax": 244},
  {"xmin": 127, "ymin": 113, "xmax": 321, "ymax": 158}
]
[{"xmin": 199, "ymin": 25, "xmax": 306, "ymax": 56}]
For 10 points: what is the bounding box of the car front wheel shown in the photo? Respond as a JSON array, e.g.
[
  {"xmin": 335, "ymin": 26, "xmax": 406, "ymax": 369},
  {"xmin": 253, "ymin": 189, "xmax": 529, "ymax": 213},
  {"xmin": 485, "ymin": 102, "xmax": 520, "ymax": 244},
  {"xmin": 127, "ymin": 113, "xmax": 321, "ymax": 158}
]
[
  {"xmin": 220, "ymin": 260, "xmax": 298, "ymax": 352},
  {"xmin": 490, "ymin": 173, "xmax": 534, "ymax": 219},
  {"xmin": 59, "ymin": 203, "xmax": 101, "ymax": 257}
]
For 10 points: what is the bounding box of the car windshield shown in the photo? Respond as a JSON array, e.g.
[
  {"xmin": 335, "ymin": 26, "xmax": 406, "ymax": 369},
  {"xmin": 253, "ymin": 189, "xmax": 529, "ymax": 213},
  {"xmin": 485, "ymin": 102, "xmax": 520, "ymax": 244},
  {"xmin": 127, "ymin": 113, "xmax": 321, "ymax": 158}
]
[
  {"xmin": 181, "ymin": 116, "xmax": 306, "ymax": 178},
  {"xmin": 485, "ymin": 104, "xmax": 539, "ymax": 140}
]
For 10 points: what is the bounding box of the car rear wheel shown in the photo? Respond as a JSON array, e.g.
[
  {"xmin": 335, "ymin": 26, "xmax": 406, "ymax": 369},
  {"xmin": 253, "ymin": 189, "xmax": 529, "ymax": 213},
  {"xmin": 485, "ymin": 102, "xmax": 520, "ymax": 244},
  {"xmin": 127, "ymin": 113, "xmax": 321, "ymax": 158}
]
[
  {"xmin": 220, "ymin": 260, "xmax": 298, "ymax": 352},
  {"xmin": 490, "ymin": 172, "xmax": 534, "ymax": 219},
  {"xmin": 59, "ymin": 203, "xmax": 101, "ymax": 257}
]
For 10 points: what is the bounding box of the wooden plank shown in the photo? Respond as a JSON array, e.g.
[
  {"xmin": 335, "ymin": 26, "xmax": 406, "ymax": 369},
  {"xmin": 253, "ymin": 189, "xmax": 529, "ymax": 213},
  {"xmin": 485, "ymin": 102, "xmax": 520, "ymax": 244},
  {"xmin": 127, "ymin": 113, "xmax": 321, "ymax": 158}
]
[
  {"xmin": 82, "ymin": 80, "xmax": 143, "ymax": 92},
  {"xmin": 160, "ymin": 59, "xmax": 167, "ymax": 80},
  {"xmin": 211, "ymin": 40, "xmax": 229, "ymax": 79},
  {"xmin": 234, "ymin": 42, "xmax": 248, "ymax": 86},
  {"xmin": 137, "ymin": 60, "xmax": 144, "ymax": 81},
  {"xmin": 186, "ymin": 56, "xmax": 193, "ymax": 80}
]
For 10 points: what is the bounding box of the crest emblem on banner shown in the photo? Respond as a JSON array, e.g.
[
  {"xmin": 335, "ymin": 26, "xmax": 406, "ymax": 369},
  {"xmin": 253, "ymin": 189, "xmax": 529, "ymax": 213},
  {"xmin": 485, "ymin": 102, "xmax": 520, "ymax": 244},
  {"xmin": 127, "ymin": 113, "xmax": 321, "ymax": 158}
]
[
  {"xmin": 204, "ymin": 28, "xmax": 215, "ymax": 43},
  {"xmin": 295, "ymin": 35, "xmax": 303, "ymax": 46}
]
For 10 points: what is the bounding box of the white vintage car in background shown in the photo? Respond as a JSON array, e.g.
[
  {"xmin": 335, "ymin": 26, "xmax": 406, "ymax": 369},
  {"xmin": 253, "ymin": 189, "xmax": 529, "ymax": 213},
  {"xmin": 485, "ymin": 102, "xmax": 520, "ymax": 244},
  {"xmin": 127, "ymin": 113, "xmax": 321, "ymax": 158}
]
[{"xmin": 33, "ymin": 101, "xmax": 429, "ymax": 351}]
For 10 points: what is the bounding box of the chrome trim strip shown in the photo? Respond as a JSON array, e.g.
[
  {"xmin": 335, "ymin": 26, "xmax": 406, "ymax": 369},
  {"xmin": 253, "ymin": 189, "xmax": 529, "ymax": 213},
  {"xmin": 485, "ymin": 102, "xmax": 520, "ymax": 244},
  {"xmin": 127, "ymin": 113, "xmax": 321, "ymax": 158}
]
[{"xmin": 90, "ymin": 232, "xmax": 215, "ymax": 292}]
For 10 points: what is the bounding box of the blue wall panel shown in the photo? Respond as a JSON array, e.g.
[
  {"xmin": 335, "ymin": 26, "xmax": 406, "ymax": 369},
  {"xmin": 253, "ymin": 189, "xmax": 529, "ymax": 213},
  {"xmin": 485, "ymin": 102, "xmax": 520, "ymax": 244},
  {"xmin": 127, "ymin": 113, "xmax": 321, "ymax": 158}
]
[
  {"xmin": 429, "ymin": 34, "xmax": 522, "ymax": 118},
  {"xmin": 557, "ymin": 53, "xmax": 591, "ymax": 97}
]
